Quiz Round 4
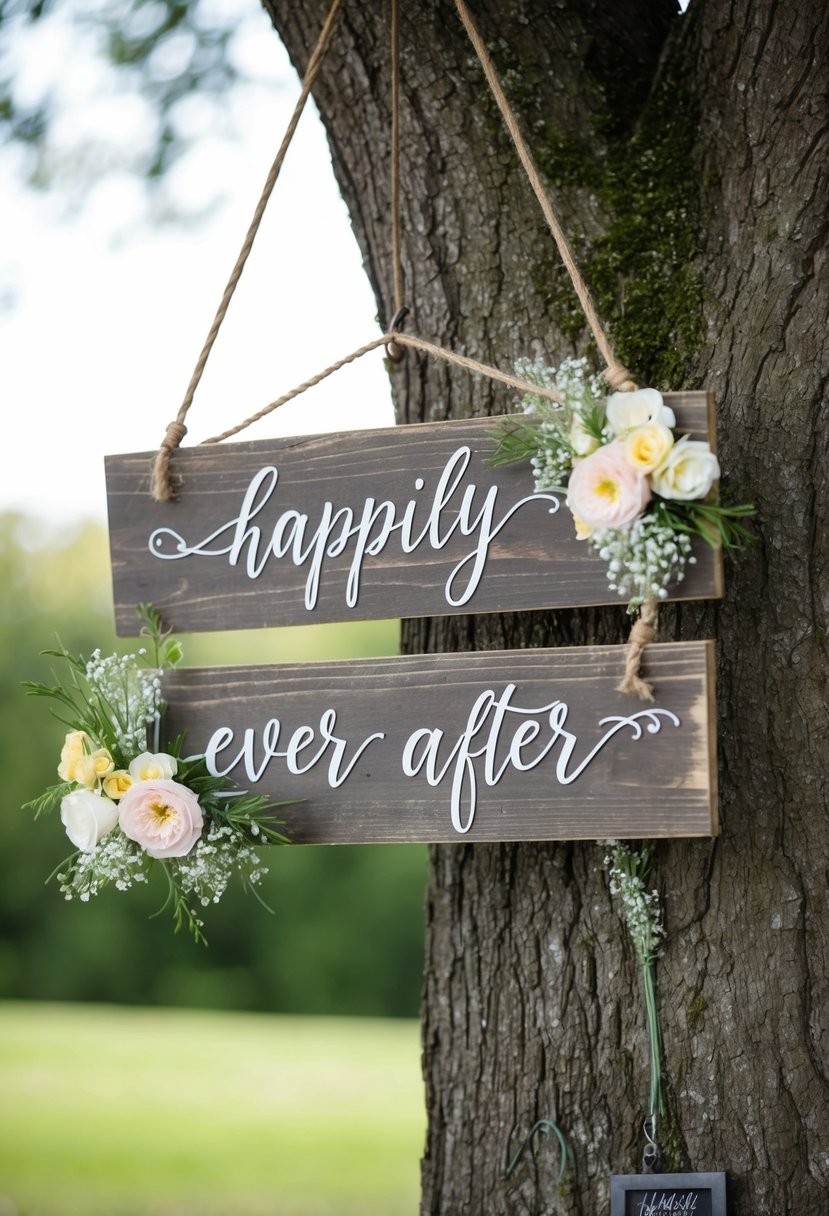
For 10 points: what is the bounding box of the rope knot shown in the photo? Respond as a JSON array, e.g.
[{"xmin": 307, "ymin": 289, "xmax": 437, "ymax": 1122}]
[
  {"xmin": 616, "ymin": 598, "xmax": 658, "ymax": 701},
  {"xmin": 605, "ymin": 363, "xmax": 638, "ymax": 393},
  {"xmin": 385, "ymin": 306, "xmax": 409, "ymax": 364},
  {"xmin": 151, "ymin": 420, "xmax": 188, "ymax": 503},
  {"xmin": 161, "ymin": 420, "xmax": 188, "ymax": 451}
]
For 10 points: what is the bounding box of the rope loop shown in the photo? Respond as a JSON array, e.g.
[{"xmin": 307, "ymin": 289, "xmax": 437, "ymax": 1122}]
[
  {"xmin": 385, "ymin": 306, "xmax": 409, "ymax": 364},
  {"xmin": 151, "ymin": 421, "xmax": 188, "ymax": 503},
  {"xmin": 605, "ymin": 363, "xmax": 639, "ymax": 393}
]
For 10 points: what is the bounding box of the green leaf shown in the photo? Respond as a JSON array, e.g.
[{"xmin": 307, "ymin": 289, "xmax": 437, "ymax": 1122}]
[
  {"xmin": 578, "ymin": 401, "xmax": 607, "ymax": 443},
  {"xmin": 23, "ymin": 782, "xmax": 74, "ymax": 818},
  {"xmin": 655, "ymin": 498, "xmax": 756, "ymax": 549},
  {"xmin": 487, "ymin": 420, "xmax": 543, "ymax": 467}
]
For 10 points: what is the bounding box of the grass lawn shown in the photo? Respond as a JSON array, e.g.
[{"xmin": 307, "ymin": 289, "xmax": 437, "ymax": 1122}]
[{"xmin": 0, "ymin": 1002, "xmax": 424, "ymax": 1216}]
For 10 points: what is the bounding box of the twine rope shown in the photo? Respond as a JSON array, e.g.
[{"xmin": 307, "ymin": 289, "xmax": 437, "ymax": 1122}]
[
  {"xmin": 202, "ymin": 330, "xmax": 565, "ymax": 445},
  {"xmin": 152, "ymin": 0, "xmax": 638, "ymax": 492},
  {"xmin": 390, "ymin": 0, "xmax": 404, "ymax": 315},
  {"xmin": 149, "ymin": 0, "xmax": 654, "ymax": 695},
  {"xmin": 151, "ymin": 0, "xmax": 342, "ymax": 501},
  {"xmin": 616, "ymin": 598, "xmax": 659, "ymax": 701},
  {"xmin": 452, "ymin": 0, "xmax": 635, "ymax": 394}
]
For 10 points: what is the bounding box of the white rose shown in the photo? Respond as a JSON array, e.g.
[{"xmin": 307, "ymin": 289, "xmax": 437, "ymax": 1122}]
[
  {"xmin": 605, "ymin": 388, "xmax": 676, "ymax": 436},
  {"xmin": 569, "ymin": 415, "xmax": 600, "ymax": 457},
  {"xmin": 651, "ymin": 437, "xmax": 721, "ymax": 501},
  {"xmin": 128, "ymin": 751, "xmax": 178, "ymax": 782},
  {"xmin": 60, "ymin": 789, "xmax": 119, "ymax": 852}
]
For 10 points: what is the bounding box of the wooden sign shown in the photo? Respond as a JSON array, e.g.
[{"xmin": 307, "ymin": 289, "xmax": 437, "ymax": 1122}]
[
  {"xmin": 107, "ymin": 395, "xmax": 722, "ymax": 636},
  {"xmin": 162, "ymin": 642, "xmax": 717, "ymax": 844},
  {"xmin": 610, "ymin": 1172, "xmax": 727, "ymax": 1215}
]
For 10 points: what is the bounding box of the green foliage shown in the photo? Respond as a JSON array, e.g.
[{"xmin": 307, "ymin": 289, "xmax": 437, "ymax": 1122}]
[
  {"xmin": 655, "ymin": 499, "xmax": 756, "ymax": 549},
  {"xmin": 1, "ymin": 512, "xmax": 425, "ymax": 1017},
  {"xmin": 1, "ymin": 0, "xmax": 240, "ymax": 192},
  {"xmin": 488, "ymin": 418, "xmax": 545, "ymax": 468},
  {"xmin": 585, "ymin": 57, "xmax": 706, "ymax": 389},
  {"xmin": 512, "ymin": 21, "xmax": 708, "ymax": 388}
]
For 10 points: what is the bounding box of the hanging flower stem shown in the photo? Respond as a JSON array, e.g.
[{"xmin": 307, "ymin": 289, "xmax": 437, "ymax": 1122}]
[
  {"xmin": 642, "ymin": 952, "xmax": 665, "ymax": 1124},
  {"xmin": 605, "ymin": 841, "xmax": 666, "ymax": 1134}
]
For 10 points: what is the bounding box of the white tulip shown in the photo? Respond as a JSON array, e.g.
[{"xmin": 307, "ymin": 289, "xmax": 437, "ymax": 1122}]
[
  {"xmin": 605, "ymin": 388, "xmax": 676, "ymax": 437},
  {"xmin": 60, "ymin": 789, "xmax": 119, "ymax": 852}
]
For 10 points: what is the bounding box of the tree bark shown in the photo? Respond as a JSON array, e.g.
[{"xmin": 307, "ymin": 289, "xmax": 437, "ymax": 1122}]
[{"xmin": 267, "ymin": 1, "xmax": 828, "ymax": 1211}]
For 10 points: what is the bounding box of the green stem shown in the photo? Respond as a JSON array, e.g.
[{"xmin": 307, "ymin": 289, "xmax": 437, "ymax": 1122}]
[{"xmin": 641, "ymin": 954, "xmax": 665, "ymax": 1121}]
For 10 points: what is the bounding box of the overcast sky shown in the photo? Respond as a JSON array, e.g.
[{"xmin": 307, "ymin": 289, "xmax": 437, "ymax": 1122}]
[{"xmin": 1, "ymin": 6, "xmax": 393, "ymax": 528}]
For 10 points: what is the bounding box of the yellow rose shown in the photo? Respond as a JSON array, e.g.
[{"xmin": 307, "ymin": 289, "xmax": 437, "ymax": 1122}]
[
  {"xmin": 625, "ymin": 424, "xmax": 674, "ymax": 473},
  {"xmin": 103, "ymin": 770, "xmax": 133, "ymax": 800},
  {"xmin": 73, "ymin": 748, "xmax": 114, "ymax": 788},
  {"xmin": 573, "ymin": 515, "xmax": 593, "ymax": 540},
  {"xmin": 58, "ymin": 730, "xmax": 90, "ymax": 782}
]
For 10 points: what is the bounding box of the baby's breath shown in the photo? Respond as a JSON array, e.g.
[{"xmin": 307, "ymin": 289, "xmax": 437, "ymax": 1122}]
[
  {"xmin": 514, "ymin": 356, "xmax": 606, "ymax": 495},
  {"xmin": 590, "ymin": 512, "xmax": 695, "ymax": 611},
  {"xmin": 604, "ymin": 842, "xmax": 665, "ymax": 964},
  {"xmin": 59, "ymin": 833, "xmax": 149, "ymax": 902},
  {"xmin": 174, "ymin": 825, "xmax": 269, "ymax": 908},
  {"xmin": 84, "ymin": 650, "xmax": 163, "ymax": 755}
]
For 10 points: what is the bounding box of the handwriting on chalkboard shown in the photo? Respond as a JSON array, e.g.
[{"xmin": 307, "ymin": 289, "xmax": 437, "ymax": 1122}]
[
  {"xmin": 147, "ymin": 447, "xmax": 561, "ymax": 610},
  {"xmin": 630, "ymin": 1192, "xmax": 704, "ymax": 1215},
  {"xmin": 612, "ymin": 1172, "xmax": 725, "ymax": 1216}
]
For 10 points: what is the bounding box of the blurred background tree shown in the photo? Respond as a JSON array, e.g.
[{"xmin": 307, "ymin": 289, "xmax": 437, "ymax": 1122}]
[
  {"xmin": 1, "ymin": 0, "xmax": 429, "ymax": 1022},
  {"xmin": 1, "ymin": 518, "xmax": 424, "ymax": 1017}
]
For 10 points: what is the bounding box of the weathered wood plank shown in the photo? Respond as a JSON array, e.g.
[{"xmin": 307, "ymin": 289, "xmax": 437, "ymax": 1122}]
[
  {"xmin": 162, "ymin": 641, "xmax": 717, "ymax": 843},
  {"xmin": 107, "ymin": 397, "xmax": 722, "ymax": 635}
]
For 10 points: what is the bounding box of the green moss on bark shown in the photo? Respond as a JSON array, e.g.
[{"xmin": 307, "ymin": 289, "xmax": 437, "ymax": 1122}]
[
  {"xmin": 586, "ymin": 61, "xmax": 704, "ymax": 390},
  {"xmin": 522, "ymin": 38, "xmax": 705, "ymax": 388}
]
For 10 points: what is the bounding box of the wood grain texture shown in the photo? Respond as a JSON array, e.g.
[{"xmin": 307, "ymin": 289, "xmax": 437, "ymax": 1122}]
[
  {"xmin": 162, "ymin": 641, "xmax": 717, "ymax": 843},
  {"xmin": 107, "ymin": 400, "xmax": 722, "ymax": 636}
]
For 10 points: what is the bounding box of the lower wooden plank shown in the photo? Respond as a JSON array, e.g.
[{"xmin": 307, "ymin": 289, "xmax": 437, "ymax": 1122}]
[{"xmin": 162, "ymin": 642, "xmax": 717, "ymax": 844}]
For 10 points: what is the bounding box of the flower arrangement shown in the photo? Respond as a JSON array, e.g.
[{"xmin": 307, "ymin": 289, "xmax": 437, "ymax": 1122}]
[
  {"xmin": 23, "ymin": 606, "xmax": 286, "ymax": 943},
  {"xmin": 492, "ymin": 357, "xmax": 754, "ymax": 610}
]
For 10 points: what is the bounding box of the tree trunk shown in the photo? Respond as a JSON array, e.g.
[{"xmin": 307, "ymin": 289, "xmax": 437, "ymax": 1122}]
[{"xmin": 267, "ymin": 1, "xmax": 828, "ymax": 1211}]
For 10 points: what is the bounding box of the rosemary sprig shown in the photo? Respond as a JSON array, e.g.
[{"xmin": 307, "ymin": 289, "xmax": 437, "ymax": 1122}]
[
  {"xmin": 655, "ymin": 499, "xmax": 756, "ymax": 549},
  {"xmin": 488, "ymin": 418, "xmax": 544, "ymax": 467}
]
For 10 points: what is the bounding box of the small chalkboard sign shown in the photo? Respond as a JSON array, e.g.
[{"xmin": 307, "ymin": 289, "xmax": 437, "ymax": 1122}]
[{"xmin": 610, "ymin": 1172, "xmax": 726, "ymax": 1216}]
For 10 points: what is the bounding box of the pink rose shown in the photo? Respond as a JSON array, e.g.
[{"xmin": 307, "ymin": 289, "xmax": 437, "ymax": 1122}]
[
  {"xmin": 566, "ymin": 440, "xmax": 651, "ymax": 529},
  {"xmin": 118, "ymin": 779, "xmax": 204, "ymax": 859}
]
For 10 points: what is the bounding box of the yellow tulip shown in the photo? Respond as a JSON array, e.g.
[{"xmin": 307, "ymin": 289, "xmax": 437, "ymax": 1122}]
[
  {"xmin": 72, "ymin": 748, "xmax": 114, "ymax": 788},
  {"xmin": 58, "ymin": 730, "xmax": 90, "ymax": 782}
]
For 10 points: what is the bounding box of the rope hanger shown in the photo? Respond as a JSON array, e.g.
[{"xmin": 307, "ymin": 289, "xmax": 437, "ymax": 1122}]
[
  {"xmin": 151, "ymin": 0, "xmax": 637, "ymax": 502},
  {"xmin": 149, "ymin": 0, "xmax": 658, "ymax": 697}
]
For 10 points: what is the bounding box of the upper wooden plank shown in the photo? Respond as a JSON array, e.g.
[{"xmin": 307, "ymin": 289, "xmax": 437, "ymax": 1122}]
[{"xmin": 107, "ymin": 394, "xmax": 722, "ymax": 635}]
